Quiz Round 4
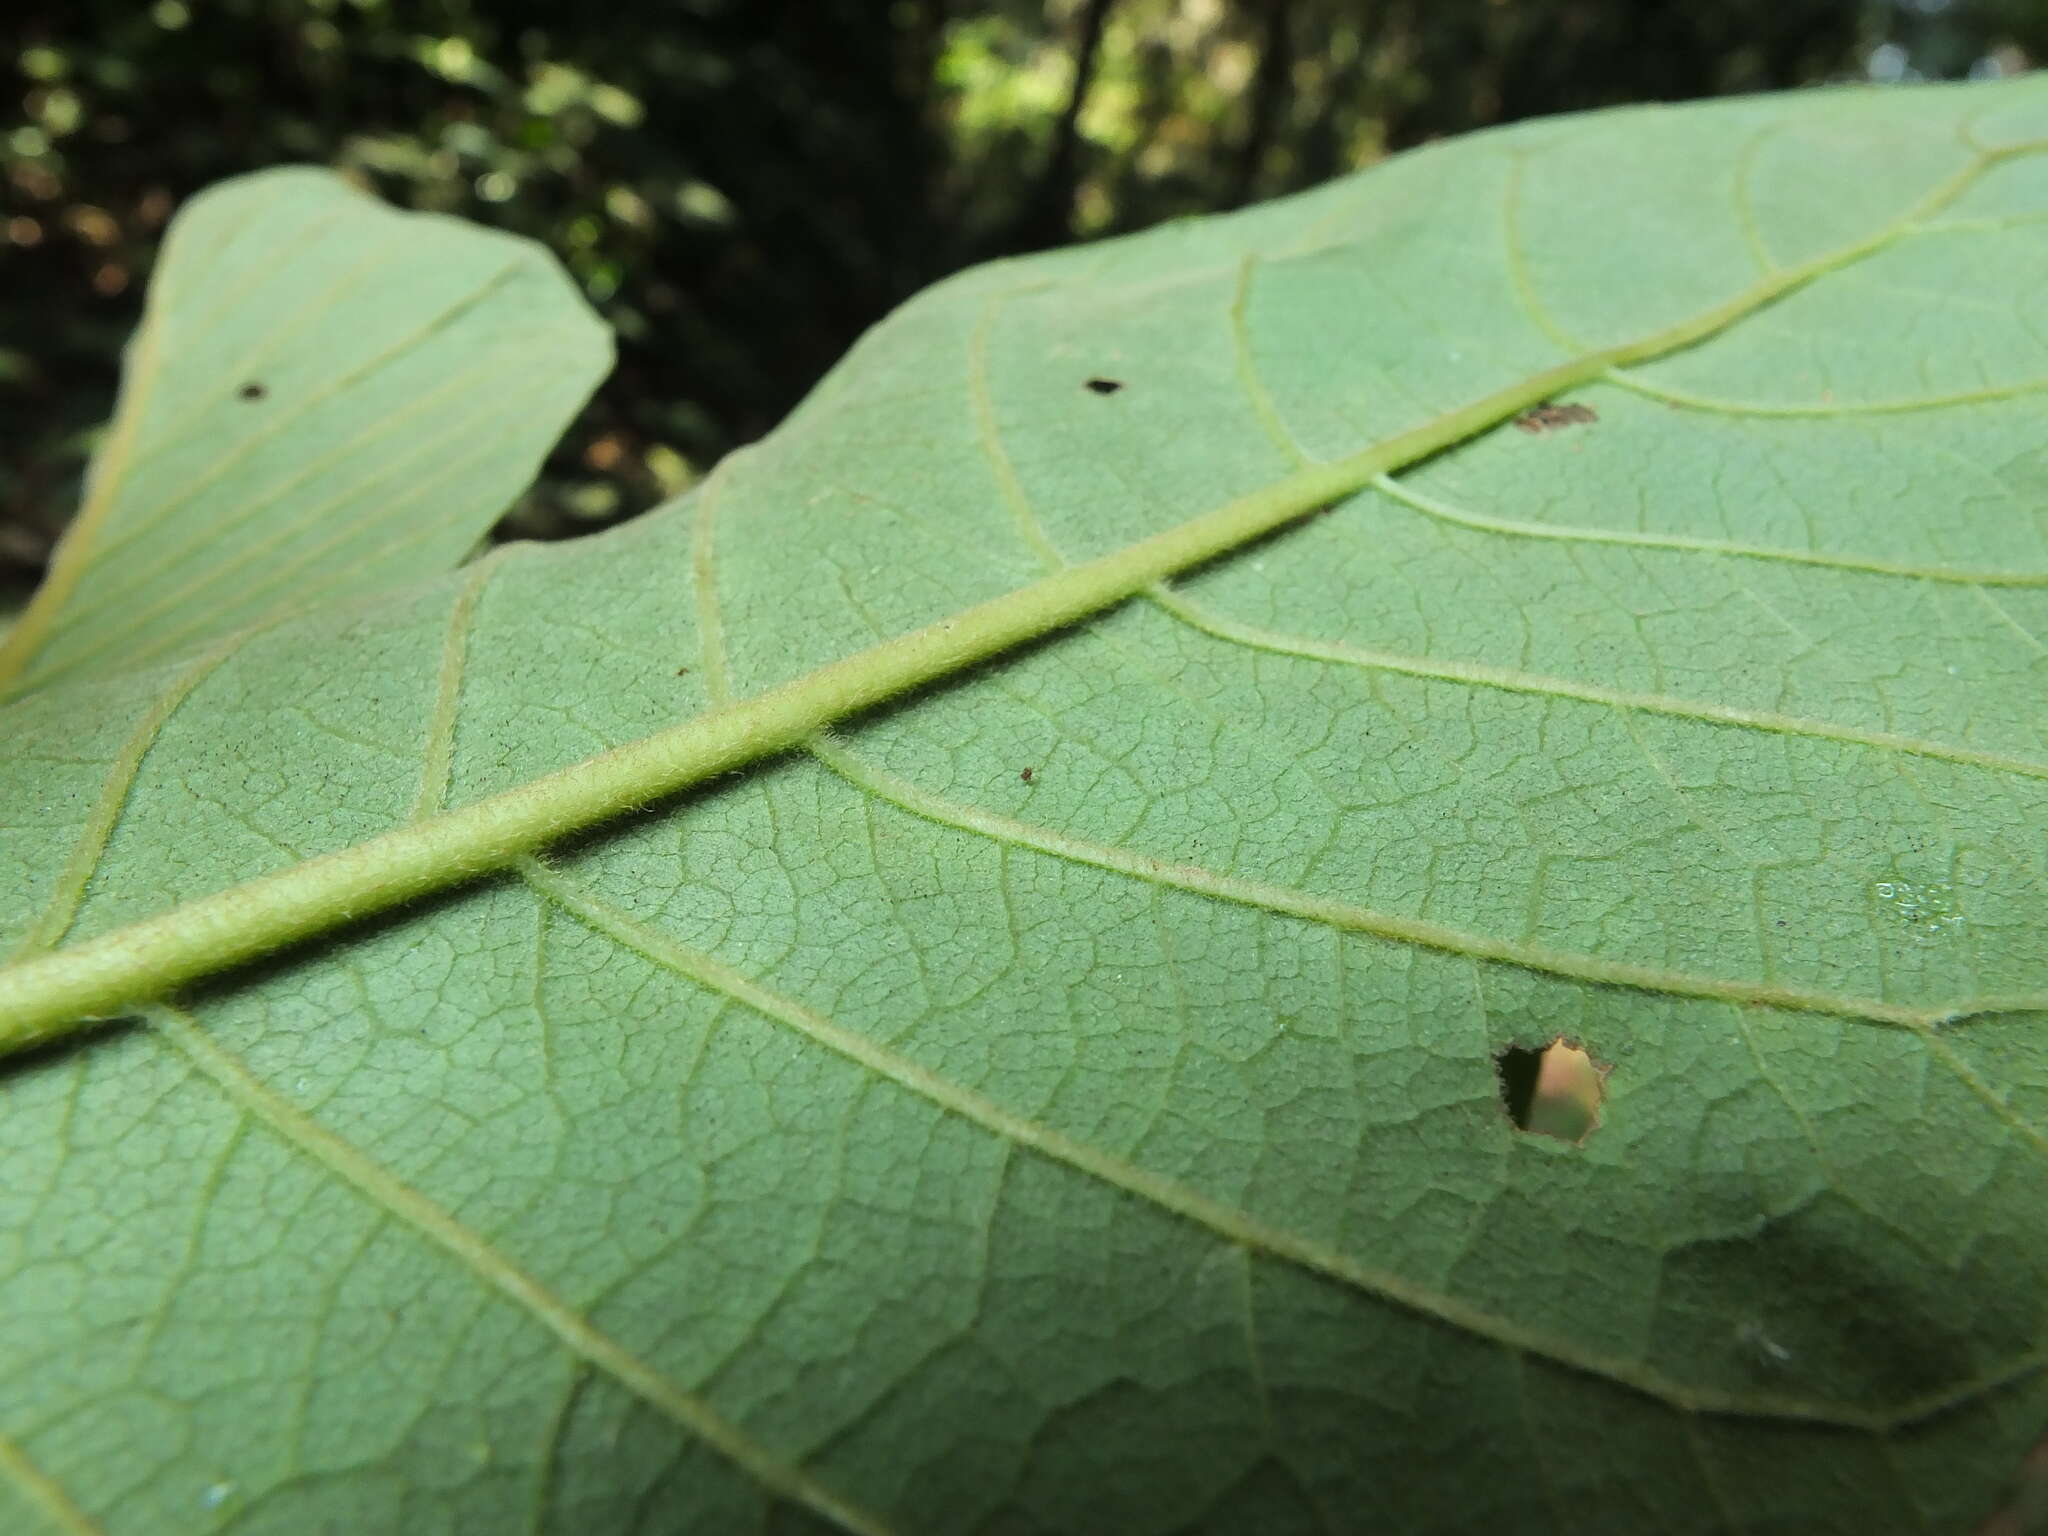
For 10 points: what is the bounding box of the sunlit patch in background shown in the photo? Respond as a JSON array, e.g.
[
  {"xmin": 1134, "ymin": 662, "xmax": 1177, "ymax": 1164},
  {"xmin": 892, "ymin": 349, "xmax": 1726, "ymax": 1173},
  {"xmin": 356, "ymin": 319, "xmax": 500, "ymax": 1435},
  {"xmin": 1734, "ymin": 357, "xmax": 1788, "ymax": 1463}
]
[{"xmin": 1495, "ymin": 1037, "xmax": 1607, "ymax": 1144}]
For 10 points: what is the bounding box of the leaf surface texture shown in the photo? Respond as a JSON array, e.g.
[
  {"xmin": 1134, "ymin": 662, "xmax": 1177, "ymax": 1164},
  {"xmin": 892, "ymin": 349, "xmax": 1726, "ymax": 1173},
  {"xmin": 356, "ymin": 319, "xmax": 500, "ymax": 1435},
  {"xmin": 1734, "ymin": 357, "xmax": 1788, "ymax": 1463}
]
[{"xmin": 3, "ymin": 83, "xmax": 2047, "ymax": 1535}]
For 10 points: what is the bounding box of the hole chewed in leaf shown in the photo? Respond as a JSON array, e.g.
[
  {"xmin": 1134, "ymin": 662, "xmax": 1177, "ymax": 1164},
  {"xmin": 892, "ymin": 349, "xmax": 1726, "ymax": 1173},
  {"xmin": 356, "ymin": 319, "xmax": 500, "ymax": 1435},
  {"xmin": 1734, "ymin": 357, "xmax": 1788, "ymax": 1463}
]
[
  {"xmin": 1496, "ymin": 1037, "xmax": 1607, "ymax": 1145},
  {"xmin": 1084, "ymin": 377, "xmax": 1124, "ymax": 395}
]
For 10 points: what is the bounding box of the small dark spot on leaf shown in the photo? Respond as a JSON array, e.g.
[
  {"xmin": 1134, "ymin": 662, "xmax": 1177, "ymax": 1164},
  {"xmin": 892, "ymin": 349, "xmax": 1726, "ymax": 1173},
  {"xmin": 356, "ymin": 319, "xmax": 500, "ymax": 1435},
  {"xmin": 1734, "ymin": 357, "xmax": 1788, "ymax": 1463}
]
[
  {"xmin": 1084, "ymin": 377, "xmax": 1123, "ymax": 395},
  {"xmin": 239, "ymin": 382, "xmax": 266, "ymax": 400},
  {"xmin": 675, "ymin": 666, "xmax": 690, "ymax": 676},
  {"xmin": 1496, "ymin": 1037, "xmax": 1607, "ymax": 1145},
  {"xmin": 1513, "ymin": 402, "xmax": 1595, "ymax": 434},
  {"xmin": 1019, "ymin": 767, "xmax": 1034, "ymax": 783}
]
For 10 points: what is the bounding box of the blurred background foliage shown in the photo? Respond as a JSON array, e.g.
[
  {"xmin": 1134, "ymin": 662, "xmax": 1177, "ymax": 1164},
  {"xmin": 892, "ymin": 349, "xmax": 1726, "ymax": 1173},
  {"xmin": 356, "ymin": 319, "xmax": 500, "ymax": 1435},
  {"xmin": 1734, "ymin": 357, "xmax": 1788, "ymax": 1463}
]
[{"xmin": 1, "ymin": 0, "xmax": 2041, "ymax": 608}]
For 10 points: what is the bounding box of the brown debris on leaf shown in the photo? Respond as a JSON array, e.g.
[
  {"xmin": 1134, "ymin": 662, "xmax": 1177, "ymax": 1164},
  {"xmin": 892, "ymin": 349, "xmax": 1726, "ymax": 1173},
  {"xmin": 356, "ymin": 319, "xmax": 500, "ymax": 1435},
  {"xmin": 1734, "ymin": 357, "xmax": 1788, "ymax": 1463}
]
[{"xmin": 1513, "ymin": 401, "xmax": 1596, "ymax": 434}]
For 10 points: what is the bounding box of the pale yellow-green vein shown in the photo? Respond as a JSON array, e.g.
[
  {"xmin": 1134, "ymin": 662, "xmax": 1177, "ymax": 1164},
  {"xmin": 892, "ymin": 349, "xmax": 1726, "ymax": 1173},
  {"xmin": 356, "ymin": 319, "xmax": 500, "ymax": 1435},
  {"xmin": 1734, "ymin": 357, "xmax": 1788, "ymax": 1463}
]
[
  {"xmin": 688, "ymin": 456, "xmax": 739, "ymax": 703},
  {"xmin": 1910, "ymin": 1024, "xmax": 2048, "ymax": 1158},
  {"xmin": 1228, "ymin": 253, "xmax": 1310, "ymax": 468},
  {"xmin": 38, "ymin": 375, "xmax": 557, "ymax": 695},
  {"xmin": 0, "ymin": 135, "xmax": 2019, "ymax": 1054},
  {"xmin": 80, "ymin": 227, "xmax": 437, "ymax": 572},
  {"xmin": 1607, "ymin": 365, "xmax": 2048, "ymax": 419},
  {"xmin": 1916, "ymin": 207, "xmax": 2048, "ymax": 236},
  {"xmin": 29, "ymin": 291, "xmax": 546, "ymax": 698},
  {"xmin": 810, "ymin": 739, "xmax": 2047, "ymax": 1030},
  {"xmin": 0, "ymin": 233, "xmax": 524, "ymax": 701},
  {"xmin": 5, "ymin": 636, "xmax": 243, "ymax": 963},
  {"xmin": 1974, "ymin": 585, "xmax": 2048, "ymax": 656},
  {"xmin": 1499, "ymin": 149, "xmax": 1585, "ymax": 352},
  {"xmin": 519, "ymin": 854, "xmax": 1871, "ymax": 1427},
  {"xmin": 125, "ymin": 194, "xmax": 358, "ymax": 459},
  {"xmin": 146, "ymin": 1001, "xmax": 895, "ymax": 1536},
  {"xmin": 1147, "ymin": 583, "xmax": 2048, "ymax": 781},
  {"xmin": 125, "ymin": 225, "xmax": 415, "ymax": 500},
  {"xmin": 64, "ymin": 342, "xmax": 549, "ymax": 632},
  {"xmin": 1370, "ymin": 470, "xmax": 2048, "ymax": 586},
  {"xmin": 414, "ymin": 553, "xmax": 499, "ymax": 821},
  {"xmin": 1618, "ymin": 710, "xmax": 1742, "ymax": 860},
  {"xmin": 0, "ymin": 1429, "xmax": 106, "ymax": 1536},
  {"xmin": 968, "ymin": 292, "xmax": 1063, "ymax": 565},
  {"xmin": 528, "ymin": 1364, "xmax": 590, "ymax": 1536},
  {"xmin": 524, "ymin": 848, "xmax": 2048, "ymax": 1429},
  {"xmin": 136, "ymin": 171, "xmax": 277, "ymax": 337},
  {"xmin": 1731, "ymin": 1010, "xmax": 1963, "ymax": 1261},
  {"xmin": 0, "ymin": 257, "xmax": 170, "ymax": 693},
  {"xmin": 1728, "ymin": 123, "xmax": 1781, "ymax": 275}
]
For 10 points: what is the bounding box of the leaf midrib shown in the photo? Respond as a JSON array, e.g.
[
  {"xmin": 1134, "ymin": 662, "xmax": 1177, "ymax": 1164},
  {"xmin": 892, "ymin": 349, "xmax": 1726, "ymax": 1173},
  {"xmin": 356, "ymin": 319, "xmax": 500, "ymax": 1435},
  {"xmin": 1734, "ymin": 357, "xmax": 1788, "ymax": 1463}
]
[{"xmin": 0, "ymin": 140, "xmax": 2023, "ymax": 1056}]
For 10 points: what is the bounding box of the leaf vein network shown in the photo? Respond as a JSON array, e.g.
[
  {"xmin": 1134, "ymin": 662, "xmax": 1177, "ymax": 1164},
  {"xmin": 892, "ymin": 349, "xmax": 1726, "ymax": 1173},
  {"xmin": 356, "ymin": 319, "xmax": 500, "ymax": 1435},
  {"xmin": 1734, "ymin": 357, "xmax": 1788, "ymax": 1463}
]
[{"xmin": 146, "ymin": 1000, "xmax": 898, "ymax": 1536}]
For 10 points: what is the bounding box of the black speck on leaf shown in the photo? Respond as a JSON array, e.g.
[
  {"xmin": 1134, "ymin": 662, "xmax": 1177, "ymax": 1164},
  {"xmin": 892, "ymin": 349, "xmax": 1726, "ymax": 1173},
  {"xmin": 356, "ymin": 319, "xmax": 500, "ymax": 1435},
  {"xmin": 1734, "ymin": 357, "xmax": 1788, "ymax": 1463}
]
[
  {"xmin": 1084, "ymin": 378, "xmax": 1123, "ymax": 395},
  {"xmin": 239, "ymin": 382, "xmax": 266, "ymax": 400},
  {"xmin": 675, "ymin": 666, "xmax": 690, "ymax": 676},
  {"xmin": 1019, "ymin": 767, "xmax": 1034, "ymax": 783}
]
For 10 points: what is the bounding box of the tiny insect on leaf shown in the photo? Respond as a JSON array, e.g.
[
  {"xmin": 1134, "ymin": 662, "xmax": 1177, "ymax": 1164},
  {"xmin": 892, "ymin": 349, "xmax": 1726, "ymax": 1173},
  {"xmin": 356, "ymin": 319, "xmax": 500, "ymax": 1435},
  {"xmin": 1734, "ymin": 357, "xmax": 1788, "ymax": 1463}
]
[{"xmin": 1513, "ymin": 401, "xmax": 1595, "ymax": 433}]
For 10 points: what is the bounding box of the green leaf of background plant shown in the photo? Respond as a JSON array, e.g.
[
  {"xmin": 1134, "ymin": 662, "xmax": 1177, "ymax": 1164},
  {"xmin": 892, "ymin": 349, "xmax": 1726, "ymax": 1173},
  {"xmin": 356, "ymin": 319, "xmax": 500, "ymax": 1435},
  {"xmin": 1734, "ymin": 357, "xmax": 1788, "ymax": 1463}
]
[
  {"xmin": 0, "ymin": 167, "xmax": 610, "ymax": 704},
  {"xmin": 4, "ymin": 80, "xmax": 2048, "ymax": 1535}
]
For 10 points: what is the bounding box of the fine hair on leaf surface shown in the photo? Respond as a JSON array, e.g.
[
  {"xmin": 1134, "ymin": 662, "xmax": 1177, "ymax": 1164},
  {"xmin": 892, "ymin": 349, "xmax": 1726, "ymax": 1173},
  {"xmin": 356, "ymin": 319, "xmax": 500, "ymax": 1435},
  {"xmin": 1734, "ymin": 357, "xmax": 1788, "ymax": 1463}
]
[{"xmin": 3, "ymin": 81, "xmax": 2048, "ymax": 1536}]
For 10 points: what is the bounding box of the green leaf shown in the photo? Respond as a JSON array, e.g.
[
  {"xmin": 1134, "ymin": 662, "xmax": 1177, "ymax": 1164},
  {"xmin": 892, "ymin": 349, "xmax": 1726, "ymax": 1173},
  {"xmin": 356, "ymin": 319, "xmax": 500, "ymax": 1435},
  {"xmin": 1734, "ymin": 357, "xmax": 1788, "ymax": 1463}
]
[
  {"xmin": 4, "ymin": 80, "xmax": 2048, "ymax": 1534},
  {"xmin": 0, "ymin": 168, "xmax": 610, "ymax": 704}
]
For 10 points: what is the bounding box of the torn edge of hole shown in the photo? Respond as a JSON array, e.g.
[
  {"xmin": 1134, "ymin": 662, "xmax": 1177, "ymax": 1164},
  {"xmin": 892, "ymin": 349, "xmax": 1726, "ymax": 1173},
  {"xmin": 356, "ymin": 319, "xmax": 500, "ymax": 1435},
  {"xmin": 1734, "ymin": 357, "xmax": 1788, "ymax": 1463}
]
[{"xmin": 1495, "ymin": 1036, "xmax": 1609, "ymax": 1145}]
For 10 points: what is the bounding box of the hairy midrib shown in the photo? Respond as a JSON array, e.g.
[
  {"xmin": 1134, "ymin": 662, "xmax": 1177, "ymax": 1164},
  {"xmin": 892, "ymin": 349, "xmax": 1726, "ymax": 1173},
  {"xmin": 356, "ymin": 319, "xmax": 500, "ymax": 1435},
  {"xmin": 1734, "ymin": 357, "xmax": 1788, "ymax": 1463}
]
[{"xmin": 0, "ymin": 143, "xmax": 2015, "ymax": 1055}]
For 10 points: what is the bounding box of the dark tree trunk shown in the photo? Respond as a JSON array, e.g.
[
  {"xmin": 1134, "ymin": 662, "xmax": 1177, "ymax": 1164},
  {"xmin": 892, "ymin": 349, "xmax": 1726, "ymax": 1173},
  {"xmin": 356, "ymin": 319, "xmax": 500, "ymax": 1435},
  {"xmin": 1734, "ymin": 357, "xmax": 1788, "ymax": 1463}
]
[
  {"xmin": 1230, "ymin": 0, "xmax": 1296, "ymax": 207},
  {"xmin": 1007, "ymin": 0, "xmax": 1118, "ymax": 252}
]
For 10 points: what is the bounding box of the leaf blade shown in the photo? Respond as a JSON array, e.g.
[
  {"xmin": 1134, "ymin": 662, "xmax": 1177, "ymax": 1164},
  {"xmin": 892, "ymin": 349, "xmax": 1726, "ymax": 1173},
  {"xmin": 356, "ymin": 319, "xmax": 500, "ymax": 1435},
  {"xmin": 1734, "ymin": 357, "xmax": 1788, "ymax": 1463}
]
[
  {"xmin": 4, "ymin": 79, "xmax": 2048, "ymax": 1535},
  {"xmin": 0, "ymin": 169, "xmax": 610, "ymax": 703}
]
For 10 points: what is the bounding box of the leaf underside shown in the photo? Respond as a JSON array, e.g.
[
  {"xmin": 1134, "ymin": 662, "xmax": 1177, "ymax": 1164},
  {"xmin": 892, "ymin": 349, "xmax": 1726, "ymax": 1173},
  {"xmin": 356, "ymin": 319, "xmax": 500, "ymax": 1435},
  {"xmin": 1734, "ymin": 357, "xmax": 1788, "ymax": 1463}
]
[{"xmin": 4, "ymin": 83, "xmax": 2048, "ymax": 1535}]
